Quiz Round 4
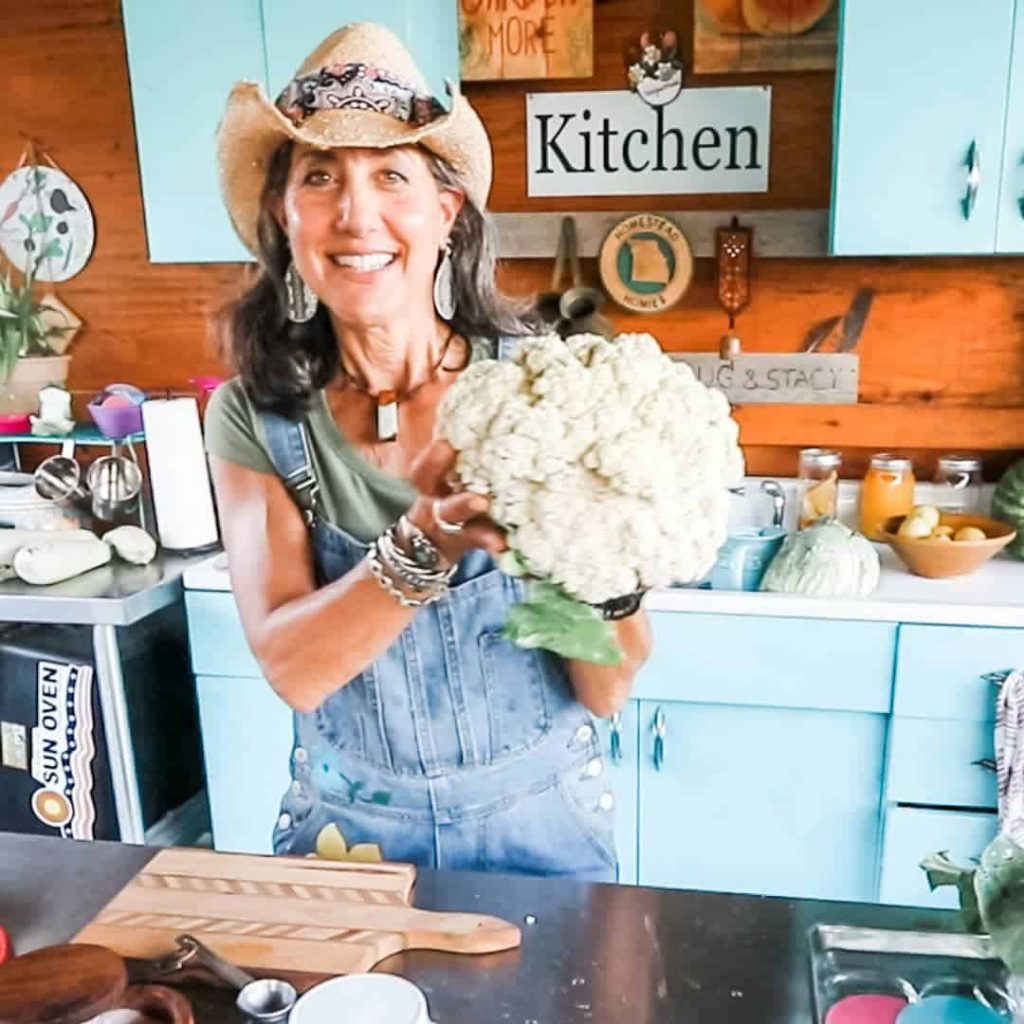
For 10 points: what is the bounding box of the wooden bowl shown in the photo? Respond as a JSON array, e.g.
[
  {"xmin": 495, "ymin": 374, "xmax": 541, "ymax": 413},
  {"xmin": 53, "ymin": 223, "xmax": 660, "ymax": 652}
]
[{"xmin": 881, "ymin": 513, "xmax": 1017, "ymax": 578}]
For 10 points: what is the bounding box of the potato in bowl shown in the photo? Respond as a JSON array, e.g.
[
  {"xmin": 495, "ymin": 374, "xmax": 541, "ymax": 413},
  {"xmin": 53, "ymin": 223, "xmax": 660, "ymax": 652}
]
[{"xmin": 881, "ymin": 507, "xmax": 1016, "ymax": 578}]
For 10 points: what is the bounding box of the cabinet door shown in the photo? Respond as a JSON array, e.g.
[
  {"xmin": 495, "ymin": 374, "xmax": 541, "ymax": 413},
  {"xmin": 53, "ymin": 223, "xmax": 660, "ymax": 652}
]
[
  {"xmin": 195, "ymin": 675, "xmax": 293, "ymax": 854},
  {"xmin": 998, "ymin": 3, "xmax": 1024, "ymax": 252},
  {"xmin": 121, "ymin": 0, "xmax": 264, "ymax": 262},
  {"xmin": 262, "ymin": 1, "xmax": 459, "ymax": 105},
  {"xmin": 831, "ymin": 1, "xmax": 1014, "ymax": 255},
  {"xmin": 880, "ymin": 806, "xmax": 997, "ymax": 908},
  {"xmin": 638, "ymin": 701, "xmax": 886, "ymax": 901},
  {"xmin": 594, "ymin": 702, "xmax": 639, "ymax": 885}
]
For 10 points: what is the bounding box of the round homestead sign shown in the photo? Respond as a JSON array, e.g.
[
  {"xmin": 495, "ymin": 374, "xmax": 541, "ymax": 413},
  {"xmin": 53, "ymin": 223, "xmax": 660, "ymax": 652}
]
[{"xmin": 599, "ymin": 214, "xmax": 693, "ymax": 313}]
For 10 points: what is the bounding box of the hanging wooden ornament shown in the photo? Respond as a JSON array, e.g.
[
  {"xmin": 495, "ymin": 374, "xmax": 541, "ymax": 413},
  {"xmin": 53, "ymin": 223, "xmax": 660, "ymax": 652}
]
[
  {"xmin": 0, "ymin": 144, "xmax": 95, "ymax": 282},
  {"xmin": 715, "ymin": 216, "xmax": 752, "ymax": 359}
]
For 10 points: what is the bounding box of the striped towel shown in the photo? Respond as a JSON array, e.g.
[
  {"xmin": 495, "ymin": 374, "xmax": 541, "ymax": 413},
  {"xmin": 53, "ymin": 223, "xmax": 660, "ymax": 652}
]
[{"xmin": 996, "ymin": 668, "xmax": 1024, "ymax": 845}]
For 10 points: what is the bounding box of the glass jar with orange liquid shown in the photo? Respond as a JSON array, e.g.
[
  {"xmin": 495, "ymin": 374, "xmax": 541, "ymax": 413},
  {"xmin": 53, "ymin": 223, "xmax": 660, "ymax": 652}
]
[{"xmin": 859, "ymin": 454, "xmax": 916, "ymax": 540}]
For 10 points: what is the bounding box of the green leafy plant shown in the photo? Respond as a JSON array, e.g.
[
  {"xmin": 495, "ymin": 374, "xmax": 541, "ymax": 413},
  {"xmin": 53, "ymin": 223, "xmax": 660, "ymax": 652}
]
[
  {"xmin": 0, "ymin": 182, "xmax": 76, "ymax": 384},
  {"xmin": 0, "ymin": 260, "xmax": 73, "ymax": 384}
]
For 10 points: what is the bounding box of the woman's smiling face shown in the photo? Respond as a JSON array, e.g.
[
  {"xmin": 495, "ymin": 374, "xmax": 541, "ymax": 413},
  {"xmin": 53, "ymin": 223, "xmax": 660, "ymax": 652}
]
[{"xmin": 277, "ymin": 144, "xmax": 463, "ymax": 327}]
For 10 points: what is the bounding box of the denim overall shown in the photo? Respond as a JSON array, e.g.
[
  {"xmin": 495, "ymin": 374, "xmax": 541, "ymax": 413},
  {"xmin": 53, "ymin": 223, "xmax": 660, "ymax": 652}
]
[{"xmin": 259, "ymin": 411, "xmax": 618, "ymax": 881}]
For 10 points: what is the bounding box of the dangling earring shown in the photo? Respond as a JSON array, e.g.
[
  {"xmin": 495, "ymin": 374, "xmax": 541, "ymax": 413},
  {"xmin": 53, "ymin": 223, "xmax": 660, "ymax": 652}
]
[
  {"xmin": 285, "ymin": 260, "xmax": 318, "ymax": 323},
  {"xmin": 432, "ymin": 239, "xmax": 456, "ymax": 321}
]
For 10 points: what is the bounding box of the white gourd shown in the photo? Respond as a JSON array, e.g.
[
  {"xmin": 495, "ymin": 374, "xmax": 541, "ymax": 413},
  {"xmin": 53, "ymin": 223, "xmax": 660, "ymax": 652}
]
[
  {"xmin": 104, "ymin": 526, "xmax": 158, "ymax": 565},
  {"xmin": 14, "ymin": 537, "xmax": 112, "ymax": 585},
  {"xmin": 759, "ymin": 520, "xmax": 880, "ymax": 598}
]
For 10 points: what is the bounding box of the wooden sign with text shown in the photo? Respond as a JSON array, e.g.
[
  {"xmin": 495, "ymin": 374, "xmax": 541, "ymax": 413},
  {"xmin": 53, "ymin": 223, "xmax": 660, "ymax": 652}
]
[
  {"xmin": 671, "ymin": 353, "xmax": 859, "ymax": 404},
  {"xmin": 459, "ymin": 0, "xmax": 593, "ymax": 81}
]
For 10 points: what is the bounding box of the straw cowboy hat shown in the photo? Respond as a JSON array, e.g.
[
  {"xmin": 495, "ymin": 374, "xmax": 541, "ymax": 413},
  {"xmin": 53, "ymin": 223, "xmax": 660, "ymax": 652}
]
[{"xmin": 217, "ymin": 22, "xmax": 493, "ymax": 256}]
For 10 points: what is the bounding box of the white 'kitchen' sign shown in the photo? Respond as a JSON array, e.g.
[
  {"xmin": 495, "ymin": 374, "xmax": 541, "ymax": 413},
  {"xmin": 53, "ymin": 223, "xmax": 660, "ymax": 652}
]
[{"xmin": 526, "ymin": 86, "xmax": 771, "ymax": 198}]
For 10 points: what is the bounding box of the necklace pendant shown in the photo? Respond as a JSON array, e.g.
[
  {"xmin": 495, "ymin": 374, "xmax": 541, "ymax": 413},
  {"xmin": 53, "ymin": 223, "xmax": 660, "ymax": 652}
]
[{"xmin": 376, "ymin": 391, "xmax": 398, "ymax": 443}]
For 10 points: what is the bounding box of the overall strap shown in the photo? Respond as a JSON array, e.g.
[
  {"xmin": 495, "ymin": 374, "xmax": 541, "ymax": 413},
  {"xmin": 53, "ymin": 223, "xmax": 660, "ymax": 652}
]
[{"xmin": 260, "ymin": 410, "xmax": 322, "ymax": 527}]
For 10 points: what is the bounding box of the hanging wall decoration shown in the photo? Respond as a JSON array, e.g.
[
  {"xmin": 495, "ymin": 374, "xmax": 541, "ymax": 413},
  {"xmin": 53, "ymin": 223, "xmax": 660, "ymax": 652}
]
[
  {"xmin": 0, "ymin": 145, "xmax": 95, "ymax": 283},
  {"xmin": 598, "ymin": 213, "xmax": 693, "ymax": 314},
  {"xmin": 626, "ymin": 29, "xmax": 684, "ymax": 108},
  {"xmin": 459, "ymin": 0, "xmax": 593, "ymax": 81},
  {"xmin": 694, "ymin": 0, "xmax": 837, "ymax": 74}
]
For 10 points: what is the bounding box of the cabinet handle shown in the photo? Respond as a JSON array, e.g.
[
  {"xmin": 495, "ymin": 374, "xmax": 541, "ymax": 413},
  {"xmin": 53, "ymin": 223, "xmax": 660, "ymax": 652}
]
[
  {"xmin": 983, "ymin": 669, "xmax": 1012, "ymax": 686},
  {"xmin": 652, "ymin": 706, "xmax": 667, "ymax": 771},
  {"xmin": 962, "ymin": 140, "xmax": 981, "ymax": 220},
  {"xmin": 609, "ymin": 711, "xmax": 622, "ymax": 763}
]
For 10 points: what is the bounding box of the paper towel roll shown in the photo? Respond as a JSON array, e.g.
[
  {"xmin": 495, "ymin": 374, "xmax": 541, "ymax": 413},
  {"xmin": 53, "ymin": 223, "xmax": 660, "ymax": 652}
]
[{"xmin": 141, "ymin": 397, "xmax": 219, "ymax": 552}]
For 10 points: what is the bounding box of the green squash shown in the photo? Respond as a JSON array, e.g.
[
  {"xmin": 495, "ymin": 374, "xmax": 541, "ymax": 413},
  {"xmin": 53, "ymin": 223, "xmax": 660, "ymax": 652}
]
[
  {"xmin": 991, "ymin": 459, "xmax": 1024, "ymax": 559},
  {"xmin": 760, "ymin": 519, "xmax": 880, "ymax": 598}
]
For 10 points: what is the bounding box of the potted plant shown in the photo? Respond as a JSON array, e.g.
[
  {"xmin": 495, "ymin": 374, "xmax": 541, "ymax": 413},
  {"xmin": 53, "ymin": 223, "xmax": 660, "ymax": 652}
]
[{"xmin": 0, "ymin": 253, "xmax": 76, "ymax": 415}]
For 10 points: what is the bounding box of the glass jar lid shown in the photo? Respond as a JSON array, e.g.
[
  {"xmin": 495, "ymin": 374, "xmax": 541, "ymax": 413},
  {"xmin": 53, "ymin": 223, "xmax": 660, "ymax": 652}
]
[
  {"xmin": 937, "ymin": 454, "xmax": 982, "ymax": 472},
  {"xmin": 799, "ymin": 448, "xmax": 842, "ymax": 469},
  {"xmin": 869, "ymin": 453, "xmax": 913, "ymax": 472}
]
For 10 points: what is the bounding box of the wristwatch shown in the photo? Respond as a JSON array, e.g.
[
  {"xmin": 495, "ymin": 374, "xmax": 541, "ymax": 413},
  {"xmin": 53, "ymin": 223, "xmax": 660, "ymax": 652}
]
[{"xmin": 595, "ymin": 590, "xmax": 645, "ymax": 621}]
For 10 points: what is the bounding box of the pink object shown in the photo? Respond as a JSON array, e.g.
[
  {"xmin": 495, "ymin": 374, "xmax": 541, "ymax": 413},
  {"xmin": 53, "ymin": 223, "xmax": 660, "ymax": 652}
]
[
  {"xmin": 190, "ymin": 376, "xmax": 225, "ymax": 395},
  {"xmin": 825, "ymin": 994, "xmax": 909, "ymax": 1024},
  {"xmin": 0, "ymin": 414, "xmax": 31, "ymax": 435},
  {"xmin": 102, "ymin": 393, "xmax": 135, "ymax": 409}
]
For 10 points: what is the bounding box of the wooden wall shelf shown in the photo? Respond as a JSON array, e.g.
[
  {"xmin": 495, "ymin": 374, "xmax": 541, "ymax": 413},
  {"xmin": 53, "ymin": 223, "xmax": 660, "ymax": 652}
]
[
  {"xmin": 734, "ymin": 404, "xmax": 1024, "ymax": 451},
  {"xmin": 492, "ymin": 210, "xmax": 828, "ymax": 259}
]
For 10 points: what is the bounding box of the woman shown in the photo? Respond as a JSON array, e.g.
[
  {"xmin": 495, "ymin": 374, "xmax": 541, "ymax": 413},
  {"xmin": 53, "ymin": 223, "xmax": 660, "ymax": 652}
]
[{"xmin": 206, "ymin": 22, "xmax": 652, "ymax": 880}]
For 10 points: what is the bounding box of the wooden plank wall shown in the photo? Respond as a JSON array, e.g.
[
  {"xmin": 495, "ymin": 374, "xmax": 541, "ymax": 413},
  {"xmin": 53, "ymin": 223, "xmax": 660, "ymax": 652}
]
[{"xmin": 3, "ymin": 0, "xmax": 1023, "ymax": 478}]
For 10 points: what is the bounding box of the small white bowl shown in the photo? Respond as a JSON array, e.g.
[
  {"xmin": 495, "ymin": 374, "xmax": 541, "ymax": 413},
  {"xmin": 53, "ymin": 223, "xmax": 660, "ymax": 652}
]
[{"xmin": 289, "ymin": 974, "xmax": 433, "ymax": 1024}]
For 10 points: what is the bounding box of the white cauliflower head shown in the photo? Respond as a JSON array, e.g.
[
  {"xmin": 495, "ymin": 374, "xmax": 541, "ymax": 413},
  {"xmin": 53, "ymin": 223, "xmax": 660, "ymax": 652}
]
[{"xmin": 436, "ymin": 331, "xmax": 744, "ymax": 604}]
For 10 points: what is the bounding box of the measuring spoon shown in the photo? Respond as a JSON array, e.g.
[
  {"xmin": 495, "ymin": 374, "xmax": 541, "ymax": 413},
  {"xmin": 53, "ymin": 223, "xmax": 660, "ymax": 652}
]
[{"xmin": 152, "ymin": 934, "xmax": 297, "ymax": 1024}]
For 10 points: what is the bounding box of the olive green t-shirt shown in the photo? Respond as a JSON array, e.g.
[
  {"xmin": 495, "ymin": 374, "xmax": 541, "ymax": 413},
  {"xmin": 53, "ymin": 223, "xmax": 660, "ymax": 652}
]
[{"xmin": 203, "ymin": 339, "xmax": 495, "ymax": 542}]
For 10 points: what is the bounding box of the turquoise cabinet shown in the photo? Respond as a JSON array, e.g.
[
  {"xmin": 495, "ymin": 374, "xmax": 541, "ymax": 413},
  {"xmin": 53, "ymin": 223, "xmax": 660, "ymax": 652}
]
[
  {"xmin": 121, "ymin": 0, "xmax": 265, "ymax": 262},
  {"xmin": 184, "ymin": 583, "xmax": 1012, "ymax": 903},
  {"xmin": 637, "ymin": 700, "xmax": 886, "ymax": 901},
  {"xmin": 194, "ymin": 674, "xmax": 293, "ymax": 854},
  {"xmin": 261, "ymin": 1, "xmax": 459, "ymax": 114},
  {"xmin": 880, "ymin": 807, "xmax": 997, "ymax": 908},
  {"xmin": 831, "ymin": 1, "xmax": 1016, "ymax": 255},
  {"xmin": 121, "ymin": 1, "xmax": 460, "ymax": 263},
  {"xmin": 595, "ymin": 702, "xmax": 639, "ymax": 885},
  {"xmin": 998, "ymin": 4, "xmax": 1024, "ymax": 251}
]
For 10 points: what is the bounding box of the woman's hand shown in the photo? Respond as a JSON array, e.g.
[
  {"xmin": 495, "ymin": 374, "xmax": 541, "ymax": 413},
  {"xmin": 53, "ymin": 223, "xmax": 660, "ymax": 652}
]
[{"xmin": 406, "ymin": 440, "xmax": 506, "ymax": 565}]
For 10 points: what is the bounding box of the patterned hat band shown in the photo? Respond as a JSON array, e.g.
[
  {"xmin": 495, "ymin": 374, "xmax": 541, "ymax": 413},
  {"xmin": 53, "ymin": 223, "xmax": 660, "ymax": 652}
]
[{"xmin": 275, "ymin": 62, "xmax": 447, "ymax": 129}]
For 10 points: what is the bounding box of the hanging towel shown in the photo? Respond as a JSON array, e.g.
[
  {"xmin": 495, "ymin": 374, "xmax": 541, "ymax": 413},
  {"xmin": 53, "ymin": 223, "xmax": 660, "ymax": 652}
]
[{"xmin": 996, "ymin": 668, "xmax": 1024, "ymax": 845}]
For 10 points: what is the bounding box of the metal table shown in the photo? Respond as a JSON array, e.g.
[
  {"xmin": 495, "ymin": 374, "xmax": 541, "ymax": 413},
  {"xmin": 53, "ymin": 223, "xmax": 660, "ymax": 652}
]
[{"xmin": 0, "ymin": 552, "xmax": 208, "ymax": 843}]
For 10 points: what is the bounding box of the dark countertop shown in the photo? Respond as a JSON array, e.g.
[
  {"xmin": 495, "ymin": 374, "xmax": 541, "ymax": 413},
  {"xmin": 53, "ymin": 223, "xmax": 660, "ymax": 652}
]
[
  {"xmin": 0, "ymin": 832, "xmax": 961, "ymax": 1023},
  {"xmin": 0, "ymin": 551, "xmax": 210, "ymax": 626}
]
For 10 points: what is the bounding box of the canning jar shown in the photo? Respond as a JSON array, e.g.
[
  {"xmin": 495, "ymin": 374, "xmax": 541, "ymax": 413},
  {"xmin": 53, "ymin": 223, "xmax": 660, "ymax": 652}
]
[
  {"xmin": 859, "ymin": 454, "xmax": 915, "ymax": 540},
  {"xmin": 933, "ymin": 454, "xmax": 983, "ymax": 515},
  {"xmin": 797, "ymin": 448, "xmax": 842, "ymax": 528}
]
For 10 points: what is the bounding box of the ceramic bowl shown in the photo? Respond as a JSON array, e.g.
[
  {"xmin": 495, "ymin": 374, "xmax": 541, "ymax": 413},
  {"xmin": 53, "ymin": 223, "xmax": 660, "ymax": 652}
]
[{"xmin": 881, "ymin": 513, "xmax": 1016, "ymax": 578}]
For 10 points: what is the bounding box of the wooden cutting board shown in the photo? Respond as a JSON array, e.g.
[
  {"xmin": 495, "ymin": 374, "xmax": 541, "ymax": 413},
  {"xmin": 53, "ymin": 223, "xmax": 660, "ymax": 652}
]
[{"xmin": 74, "ymin": 848, "xmax": 520, "ymax": 976}]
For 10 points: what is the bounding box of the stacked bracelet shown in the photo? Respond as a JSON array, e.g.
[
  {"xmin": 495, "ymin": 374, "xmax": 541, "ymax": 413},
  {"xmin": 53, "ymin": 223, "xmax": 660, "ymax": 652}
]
[{"xmin": 367, "ymin": 519, "xmax": 455, "ymax": 608}]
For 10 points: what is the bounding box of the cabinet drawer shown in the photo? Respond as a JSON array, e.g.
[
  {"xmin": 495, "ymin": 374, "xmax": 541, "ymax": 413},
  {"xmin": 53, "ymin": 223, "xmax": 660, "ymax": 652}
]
[
  {"xmin": 879, "ymin": 806, "xmax": 997, "ymax": 908},
  {"xmin": 185, "ymin": 591, "xmax": 262, "ymax": 678},
  {"xmin": 894, "ymin": 625, "xmax": 1024, "ymax": 721},
  {"xmin": 886, "ymin": 718, "xmax": 996, "ymax": 810},
  {"xmin": 636, "ymin": 613, "xmax": 894, "ymax": 712}
]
